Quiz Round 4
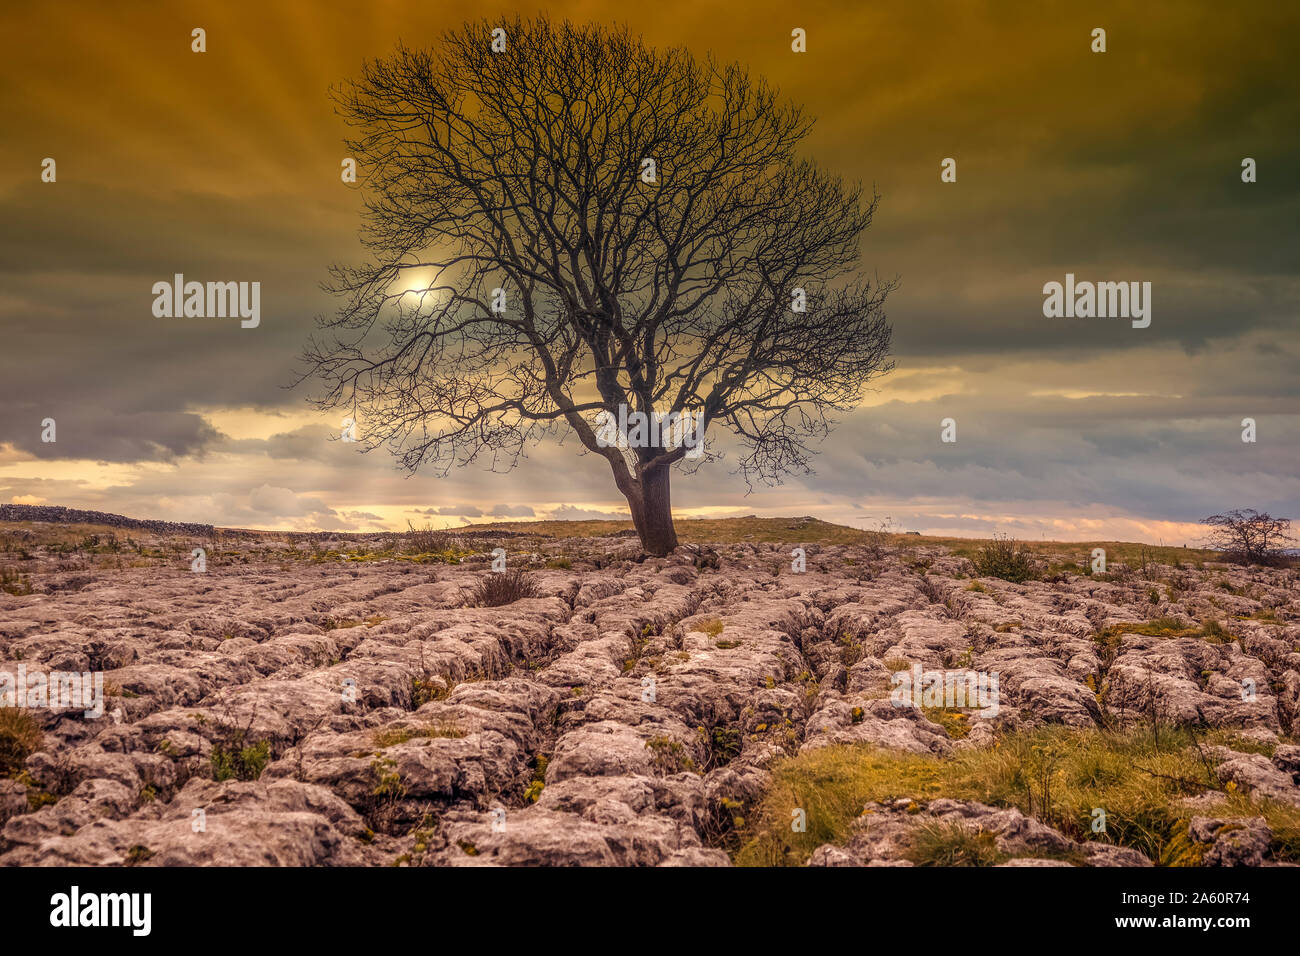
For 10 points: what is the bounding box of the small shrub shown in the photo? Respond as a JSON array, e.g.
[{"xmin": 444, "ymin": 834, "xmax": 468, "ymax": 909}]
[
  {"xmin": 208, "ymin": 718, "xmax": 272, "ymax": 782},
  {"xmin": 706, "ymin": 725, "xmax": 743, "ymax": 769},
  {"xmin": 971, "ymin": 535, "xmax": 1038, "ymax": 583},
  {"xmin": 472, "ymin": 570, "xmax": 538, "ymax": 607},
  {"xmin": 402, "ymin": 520, "xmax": 450, "ymax": 554},
  {"xmin": 0, "ymin": 709, "xmax": 43, "ymax": 775},
  {"xmin": 125, "ymin": 845, "xmax": 154, "ymax": 866},
  {"xmin": 862, "ymin": 517, "xmax": 895, "ymax": 559},
  {"xmin": 524, "ymin": 754, "xmax": 549, "ymax": 803},
  {"xmin": 410, "ymin": 673, "xmax": 453, "ymax": 708},
  {"xmin": 696, "ymin": 617, "xmax": 724, "ymax": 637},
  {"xmin": 645, "ymin": 736, "xmax": 695, "ymax": 774},
  {"xmin": 365, "ymin": 755, "xmax": 408, "ymax": 832}
]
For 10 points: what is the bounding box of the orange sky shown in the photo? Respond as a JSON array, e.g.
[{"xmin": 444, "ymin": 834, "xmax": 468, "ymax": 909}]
[{"xmin": 1, "ymin": 1, "xmax": 1297, "ymax": 543}]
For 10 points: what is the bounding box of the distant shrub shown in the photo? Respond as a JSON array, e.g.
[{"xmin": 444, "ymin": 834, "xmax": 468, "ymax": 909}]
[
  {"xmin": 971, "ymin": 535, "xmax": 1038, "ymax": 583},
  {"xmin": 402, "ymin": 520, "xmax": 451, "ymax": 554},
  {"xmin": 862, "ymin": 517, "xmax": 895, "ymax": 559},
  {"xmin": 472, "ymin": 569, "xmax": 538, "ymax": 606},
  {"xmin": 1201, "ymin": 510, "xmax": 1294, "ymax": 566}
]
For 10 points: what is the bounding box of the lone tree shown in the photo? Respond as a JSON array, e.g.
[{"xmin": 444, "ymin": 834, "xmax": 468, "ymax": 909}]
[
  {"xmin": 301, "ymin": 17, "xmax": 895, "ymax": 555},
  {"xmin": 1201, "ymin": 509, "xmax": 1294, "ymax": 565}
]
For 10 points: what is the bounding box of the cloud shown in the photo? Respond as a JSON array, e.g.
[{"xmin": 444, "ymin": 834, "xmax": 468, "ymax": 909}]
[
  {"xmin": 0, "ymin": 410, "xmax": 223, "ymax": 463},
  {"xmin": 246, "ymin": 484, "xmax": 335, "ymax": 517},
  {"xmin": 548, "ymin": 504, "xmax": 631, "ymax": 521}
]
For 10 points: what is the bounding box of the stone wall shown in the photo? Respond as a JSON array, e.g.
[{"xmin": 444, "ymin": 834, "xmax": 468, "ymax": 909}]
[{"xmin": 0, "ymin": 504, "xmax": 214, "ymax": 536}]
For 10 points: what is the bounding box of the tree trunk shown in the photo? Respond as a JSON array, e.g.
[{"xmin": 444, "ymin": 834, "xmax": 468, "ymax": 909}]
[{"xmin": 625, "ymin": 465, "xmax": 678, "ymax": 556}]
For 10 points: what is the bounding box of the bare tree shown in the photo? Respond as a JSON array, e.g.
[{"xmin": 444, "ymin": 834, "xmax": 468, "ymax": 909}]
[
  {"xmin": 1201, "ymin": 509, "xmax": 1294, "ymax": 565},
  {"xmin": 299, "ymin": 16, "xmax": 896, "ymax": 555}
]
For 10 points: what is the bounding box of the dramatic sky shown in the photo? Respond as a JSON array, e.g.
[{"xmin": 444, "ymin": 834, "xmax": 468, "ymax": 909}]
[{"xmin": 1, "ymin": 0, "xmax": 1296, "ymax": 542}]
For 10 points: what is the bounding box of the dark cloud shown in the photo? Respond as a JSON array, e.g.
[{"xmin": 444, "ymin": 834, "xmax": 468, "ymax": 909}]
[{"xmin": 0, "ymin": 410, "xmax": 222, "ymax": 463}]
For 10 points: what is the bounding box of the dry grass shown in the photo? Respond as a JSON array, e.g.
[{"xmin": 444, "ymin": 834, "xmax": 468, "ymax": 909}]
[
  {"xmin": 452, "ymin": 517, "xmax": 1221, "ymax": 564},
  {"xmin": 372, "ymin": 721, "xmax": 465, "ymax": 748},
  {"xmin": 0, "ymin": 517, "xmax": 1222, "ymax": 569},
  {"xmin": 460, "ymin": 516, "xmax": 868, "ymax": 545},
  {"xmin": 734, "ymin": 725, "xmax": 1300, "ymax": 867}
]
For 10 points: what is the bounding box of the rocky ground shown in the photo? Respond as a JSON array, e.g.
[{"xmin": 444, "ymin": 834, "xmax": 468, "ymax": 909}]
[{"xmin": 0, "ymin": 519, "xmax": 1297, "ymax": 866}]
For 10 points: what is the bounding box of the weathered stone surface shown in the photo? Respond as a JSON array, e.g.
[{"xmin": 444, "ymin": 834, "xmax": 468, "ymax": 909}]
[
  {"xmin": 807, "ymin": 798, "xmax": 1152, "ymax": 867},
  {"xmin": 1189, "ymin": 816, "xmax": 1273, "ymax": 866},
  {"xmin": 2, "ymin": 524, "xmax": 1297, "ymax": 866}
]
